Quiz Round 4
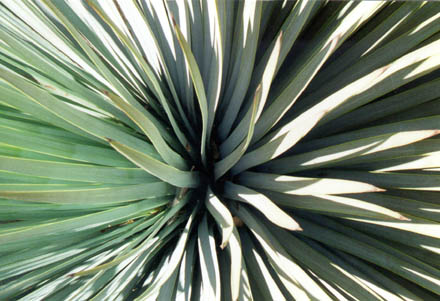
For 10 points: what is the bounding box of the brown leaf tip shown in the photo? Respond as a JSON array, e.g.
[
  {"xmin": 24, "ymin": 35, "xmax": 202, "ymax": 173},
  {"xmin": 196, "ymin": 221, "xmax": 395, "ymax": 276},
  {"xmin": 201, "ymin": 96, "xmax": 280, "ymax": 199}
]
[
  {"xmin": 277, "ymin": 31, "xmax": 284, "ymax": 43},
  {"xmin": 220, "ymin": 242, "xmax": 228, "ymax": 250},
  {"xmin": 431, "ymin": 129, "xmax": 440, "ymax": 137},
  {"xmin": 292, "ymin": 225, "xmax": 303, "ymax": 232},
  {"xmin": 398, "ymin": 215, "xmax": 411, "ymax": 221},
  {"xmin": 330, "ymin": 32, "xmax": 342, "ymax": 50},
  {"xmin": 378, "ymin": 64, "xmax": 391, "ymax": 77}
]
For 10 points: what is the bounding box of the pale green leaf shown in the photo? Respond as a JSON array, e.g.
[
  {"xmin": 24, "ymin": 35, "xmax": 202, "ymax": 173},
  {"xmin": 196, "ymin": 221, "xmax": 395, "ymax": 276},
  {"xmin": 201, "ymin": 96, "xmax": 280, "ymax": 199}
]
[
  {"xmin": 223, "ymin": 181, "xmax": 301, "ymax": 231},
  {"xmin": 108, "ymin": 139, "xmax": 199, "ymax": 188}
]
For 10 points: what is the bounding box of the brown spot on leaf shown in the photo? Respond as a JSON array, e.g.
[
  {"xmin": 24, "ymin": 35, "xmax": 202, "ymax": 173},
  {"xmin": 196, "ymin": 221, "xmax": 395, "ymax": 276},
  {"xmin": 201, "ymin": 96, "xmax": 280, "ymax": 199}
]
[
  {"xmin": 233, "ymin": 216, "xmax": 243, "ymax": 227},
  {"xmin": 378, "ymin": 64, "xmax": 391, "ymax": 77},
  {"xmin": 330, "ymin": 32, "xmax": 342, "ymax": 51}
]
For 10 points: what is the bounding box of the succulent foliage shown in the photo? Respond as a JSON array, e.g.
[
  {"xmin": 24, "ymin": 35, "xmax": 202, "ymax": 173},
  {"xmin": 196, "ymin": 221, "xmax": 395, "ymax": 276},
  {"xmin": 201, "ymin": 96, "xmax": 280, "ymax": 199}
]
[{"xmin": 1, "ymin": 0, "xmax": 440, "ymax": 300}]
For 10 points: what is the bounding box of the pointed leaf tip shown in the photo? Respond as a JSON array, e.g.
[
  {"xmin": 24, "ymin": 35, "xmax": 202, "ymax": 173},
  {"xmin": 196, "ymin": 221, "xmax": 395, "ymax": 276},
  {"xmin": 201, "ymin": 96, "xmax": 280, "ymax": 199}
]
[
  {"xmin": 399, "ymin": 215, "xmax": 411, "ymax": 221},
  {"xmin": 431, "ymin": 129, "xmax": 440, "ymax": 137}
]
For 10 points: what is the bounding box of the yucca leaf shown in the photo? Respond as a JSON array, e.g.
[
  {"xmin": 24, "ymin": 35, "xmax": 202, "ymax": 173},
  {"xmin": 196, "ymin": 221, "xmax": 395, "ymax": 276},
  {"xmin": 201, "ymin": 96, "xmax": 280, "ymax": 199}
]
[
  {"xmin": 316, "ymin": 78, "xmax": 440, "ymax": 137},
  {"xmin": 226, "ymin": 226, "xmax": 244, "ymax": 301},
  {"xmin": 0, "ymin": 155, "xmax": 155, "ymax": 184},
  {"xmin": 248, "ymin": 0, "xmax": 319, "ymax": 97},
  {"xmin": 347, "ymin": 216, "xmax": 440, "ymax": 243},
  {"xmin": 134, "ymin": 203, "xmax": 199, "ymax": 300},
  {"xmin": 214, "ymin": 84, "xmax": 261, "ymax": 179},
  {"xmin": 201, "ymin": 0, "xmax": 223, "ymax": 141},
  {"xmin": 234, "ymin": 205, "xmax": 331, "ymax": 300},
  {"xmin": 0, "ymin": 28, "xmax": 135, "ymax": 126},
  {"xmin": 321, "ymin": 169, "xmax": 440, "ymax": 191},
  {"xmin": 173, "ymin": 19, "xmax": 209, "ymax": 164},
  {"xmin": 311, "ymin": 2, "xmax": 422, "ymax": 87},
  {"xmin": 318, "ymin": 38, "xmax": 440, "ymax": 125},
  {"xmin": 0, "ymin": 198, "xmax": 166, "ymax": 253},
  {"xmin": 72, "ymin": 213, "xmax": 183, "ymax": 279},
  {"xmin": 292, "ymin": 214, "xmax": 440, "ymax": 294},
  {"xmin": 217, "ymin": 0, "xmax": 262, "ymax": 139},
  {"xmin": 205, "ymin": 187, "xmax": 233, "ymax": 249},
  {"xmin": 223, "ymin": 181, "xmax": 301, "ymax": 231},
  {"xmin": 240, "ymin": 230, "xmax": 287, "ymax": 301},
  {"xmin": 175, "ymin": 236, "xmax": 197, "ymax": 300},
  {"xmin": 238, "ymin": 171, "xmax": 383, "ymax": 195},
  {"xmin": 0, "ymin": 216, "xmax": 148, "ymax": 282},
  {"xmin": 308, "ymin": 3, "xmax": 440, "ymax": 111},
  {"xmin": 250, "ymin": 2, "xmax": 386, "ymax": 143},
  {"xmin": 303, "ymin": 212, "xmax": 439, "ymax": 274},
  {"xmin": 84, "ymin": 0, "xmax": 193, "ymax": 153},
  {"xmin": 263, "ymin": 191, "xmax": 408, "ymax": 221},
  {"xmin": 303, "ymin": 237, "xmax": 422, "ymax": 301},
  {"xmin": 352, "ymin": 152, "xmax": 440, "ymax": 172},
  {"xmin": 268, "ymin": 225, "xmax": 381, "ymax": 301},
  {"xmin": 197, "ymin": 214, "xmax": 221, "ymax": 301},
  {"xmin": 102, "ymin": 90, "xmax": 187, "ymax": 169},
  {"xmin": 293, "ymin": 117, "xmax": 440, "ymax": 158},
  {"xmin": 0, "ymin": 127, "xmax": 134, "ymax": 167},
  {"xmin": 218, "ymin": 31, "xmax": 282, "ymax": 170},
  {"xmin": 234, "ymin": 40, "xmax": 440, "ymax": 174},
  {"xmin": 0, "ymin": 183, "xmax": 172, "ymax": 204},
  {"xmin": 265, "ymin": 122, "xmax": 440, "ymax": 173},
  {"xmin": 349, "ymin": 192, "xmax": 440, "ymax": 222},
  {"xmin": 0, "ymin": 67, "xmax": 160, "ymax": 157},
  {"xmin": 108, "ymin": 139, "xmax": 199, "ymax": 188}
]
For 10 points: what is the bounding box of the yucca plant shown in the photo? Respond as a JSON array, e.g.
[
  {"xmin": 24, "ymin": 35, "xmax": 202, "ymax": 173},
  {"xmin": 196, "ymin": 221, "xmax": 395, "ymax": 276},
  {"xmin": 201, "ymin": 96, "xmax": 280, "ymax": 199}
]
[{"xmin": 1, "ymin": 0, "xmax": 440, "ymax": 300}]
